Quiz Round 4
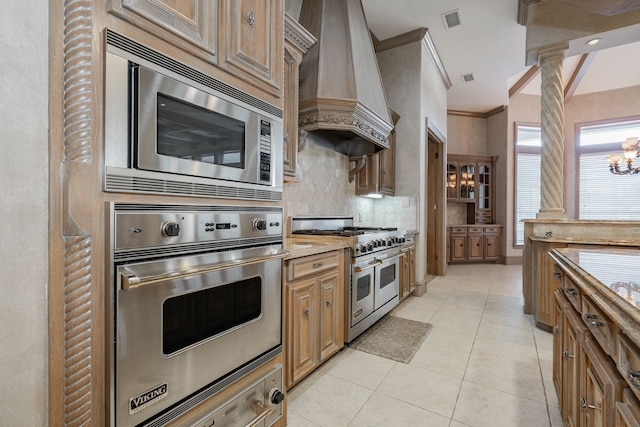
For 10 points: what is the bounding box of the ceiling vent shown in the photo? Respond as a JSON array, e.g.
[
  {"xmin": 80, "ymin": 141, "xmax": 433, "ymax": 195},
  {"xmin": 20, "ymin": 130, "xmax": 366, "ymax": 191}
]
[
  {"xmin": 442, "ymin": 9, "xmax": 461, "ymax": 29},
  {"xmin": 461, "ymin": 73, "xmax": 475, "ymax": 83}
]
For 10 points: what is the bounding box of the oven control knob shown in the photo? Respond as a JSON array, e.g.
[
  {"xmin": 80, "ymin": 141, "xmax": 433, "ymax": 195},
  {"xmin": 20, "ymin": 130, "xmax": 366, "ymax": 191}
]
[
  {"xmin": 161, "ymin": 221, "xmax": 181, "ymax": 237},
  {"xmin": 253, "ymin": 218, "xmax": 267, "ymax": 231},
  {"xmin": 269, "ymin": 388, "xmax": 285, "ymax": 405}
]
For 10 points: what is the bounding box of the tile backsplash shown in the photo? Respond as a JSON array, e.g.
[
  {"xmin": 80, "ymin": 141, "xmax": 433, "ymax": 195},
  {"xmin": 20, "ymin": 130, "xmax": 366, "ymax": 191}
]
[{"xmin": 284, "ymin": 139, "xmax": 418, "ymax": 232}]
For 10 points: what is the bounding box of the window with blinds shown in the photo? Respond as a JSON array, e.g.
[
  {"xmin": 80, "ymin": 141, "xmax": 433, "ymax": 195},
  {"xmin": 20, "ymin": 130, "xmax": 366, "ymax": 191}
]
[
  {"xmin": 515, "ymin": 124, "xmax": 541, "ymax": 247},
  {"xmin": 577, "ymin": 118, "xmax": 640, "ymax": 220}
]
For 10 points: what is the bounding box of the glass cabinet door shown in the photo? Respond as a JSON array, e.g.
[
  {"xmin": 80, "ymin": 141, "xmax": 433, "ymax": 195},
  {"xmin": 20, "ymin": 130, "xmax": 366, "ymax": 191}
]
[
  {"xmin": 459, "ymin": 163, "xmax": 475, "ymax": 200},
  {"xmin": 478, "ymin": 164, "xmax": 490, "ymax": 209},
  {"xmin": 447, "ymin": 163, "xmax": 458, "ymax": 199}
]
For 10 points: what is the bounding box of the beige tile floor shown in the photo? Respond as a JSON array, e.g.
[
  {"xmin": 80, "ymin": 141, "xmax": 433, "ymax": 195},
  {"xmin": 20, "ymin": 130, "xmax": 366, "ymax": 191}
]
[{"xmin": 286, "ymin": 263, "xmax": 563, "ymax": 427}]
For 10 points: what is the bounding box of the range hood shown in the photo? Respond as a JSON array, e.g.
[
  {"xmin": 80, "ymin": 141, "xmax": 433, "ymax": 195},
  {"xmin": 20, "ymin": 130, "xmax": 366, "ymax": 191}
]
[{"xmin": 297, "ymin": 0, "xmax": 393, "ymax": 156}]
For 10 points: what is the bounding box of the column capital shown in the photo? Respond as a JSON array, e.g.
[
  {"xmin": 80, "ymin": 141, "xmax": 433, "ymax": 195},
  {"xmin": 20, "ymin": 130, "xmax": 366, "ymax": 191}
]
[{"xmin": 537, "ymin": 42, "xmax": 570, "ymax": 63}]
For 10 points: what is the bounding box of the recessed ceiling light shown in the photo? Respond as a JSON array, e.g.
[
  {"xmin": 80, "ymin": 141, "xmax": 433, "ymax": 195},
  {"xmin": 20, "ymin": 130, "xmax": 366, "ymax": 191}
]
[{"xmin": 586, "ymin": 38, "xmax": 601, "ymax": 46}]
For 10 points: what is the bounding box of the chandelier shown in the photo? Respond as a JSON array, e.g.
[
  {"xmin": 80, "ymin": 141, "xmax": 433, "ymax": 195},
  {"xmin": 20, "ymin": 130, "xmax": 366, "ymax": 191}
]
[{"xmin": 607, "ymin": 137, "xmax": 640, "ymax": 175}]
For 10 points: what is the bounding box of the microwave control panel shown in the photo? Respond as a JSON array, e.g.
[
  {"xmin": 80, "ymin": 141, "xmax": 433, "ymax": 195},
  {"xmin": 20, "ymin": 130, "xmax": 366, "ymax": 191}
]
[{"xmin": 259, "ymin": 120, "xmax": 272, "ymax": 183}]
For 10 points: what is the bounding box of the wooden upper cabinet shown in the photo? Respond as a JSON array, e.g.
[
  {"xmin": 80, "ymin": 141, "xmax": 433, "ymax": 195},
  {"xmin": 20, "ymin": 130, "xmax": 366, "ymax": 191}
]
[
  {"xmin": 353, "ymin": 108, "xmax": 400, "ymax": 196},
  {"xmin": 108, "ymin": 0, "xmax": 218, "ymax": 63},
  {"xmin": 283, "ymin": 13, "xmax": 316, "ymax": 180},
  {"xmin": 219, "ymin": 0, "xmax": 283, "ymax": 98},
  {"xmin": 107, "ymin": 0, "xmax": 284, "ymax": 102},
  {"xmin": 447, "ymin": 154, "xmax": 496, "ymax": 224}
]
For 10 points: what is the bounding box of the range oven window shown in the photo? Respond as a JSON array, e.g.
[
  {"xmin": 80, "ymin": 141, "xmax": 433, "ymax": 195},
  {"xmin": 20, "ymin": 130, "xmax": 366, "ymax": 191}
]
[
  {"xmin": 156, "ymin": 94, "xmax": 246, "ymax": 169},
  {"xmin": 380, "ymin": 264, "xmax": 396, "ymax": 289},
  {"xmin": 356, "ymin": 275, "xmax": 371, "ymax": 301},
  {"xmin": 162, "ymin": 276, "xmax": 262, "ymax": 355}
]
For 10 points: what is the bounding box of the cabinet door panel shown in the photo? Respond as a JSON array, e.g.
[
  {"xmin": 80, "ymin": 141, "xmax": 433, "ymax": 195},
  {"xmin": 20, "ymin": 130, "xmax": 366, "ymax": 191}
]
[
  {"xmin": 288, "ymin": 278, "xmax": 318, "ymax": 385},
  {"xmin": 220, "ymin": 0, "xmax": 282, "ymax": 96},
  {"xmin": 319, "ymin": 272, "xmax": 340, "ymax": 362},
  {"xmin": 108, "ymin": 0, "xmax": 217, "ymax": 61},
  {"xmin": 468, "ymin": 235, "xmax": 483, "ymax": 260},
  {"xmin": 451, "ymin": 235, "xmax": 466, "ymax": 262},
  {"xmin": 484, "ymin": 233, "xmax": 499, "ymax": 260}
]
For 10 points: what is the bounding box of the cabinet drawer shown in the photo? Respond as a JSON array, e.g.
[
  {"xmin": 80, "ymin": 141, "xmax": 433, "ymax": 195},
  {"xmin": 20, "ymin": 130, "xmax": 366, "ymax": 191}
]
[
  {"xmin": 561, "ymin": 275, "xmax": 582, "ymax": 313},
  {"xmin": 483, "ymin": 226, "xmax": 500, "ymax": 234},
  {"xmin": 450, "ymin": 227, "xmax": 467, "ymax": 234},
  {"xmin": 287, "ymin": 251, "xmax": 340, "ymax": 281},
  {"xmin": 582, "ymin": 296, "xmax": 617, "ymax": 357},
  {"xmin": 617, "ymin": 333, "xmax": 640, "ymax": 402},
  {"xmin": 467, "ymin": 226, "xmax": 483, "ymax": 234}
]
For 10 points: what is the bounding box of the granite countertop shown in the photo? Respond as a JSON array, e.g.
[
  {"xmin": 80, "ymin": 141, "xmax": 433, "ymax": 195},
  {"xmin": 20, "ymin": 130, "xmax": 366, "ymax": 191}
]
[
  {"xmin": 550, "ymin": 247, "xmax": 640, "ymax": 344},
  {"xmin": 530, "ymin": 235, "xmax": 640, "ymax": 246},
  {"xmin": 283, "ymin": 237, "xmax": 350, "ymax": 260}
]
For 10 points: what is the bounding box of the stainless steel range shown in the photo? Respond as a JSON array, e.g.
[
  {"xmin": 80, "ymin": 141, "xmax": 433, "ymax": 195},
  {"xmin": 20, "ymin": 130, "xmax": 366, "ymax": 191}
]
[{"xmin": 291, "ymin": 217, "xmax": 406, "ymax": 342}]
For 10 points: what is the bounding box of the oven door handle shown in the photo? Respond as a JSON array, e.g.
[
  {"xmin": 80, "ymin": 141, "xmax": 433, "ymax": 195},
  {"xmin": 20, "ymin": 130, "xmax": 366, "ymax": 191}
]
[
  {"xmin": 352, "ymin": 251, "xmax": 402, "ymax": 273},
  {"xmin": 119, "ymin": 251, "xmax": 287, "ymax": 290}
]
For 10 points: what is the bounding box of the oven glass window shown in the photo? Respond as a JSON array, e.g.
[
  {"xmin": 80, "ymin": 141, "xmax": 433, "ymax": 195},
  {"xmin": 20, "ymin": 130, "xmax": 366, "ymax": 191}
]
[
  {"xmin": 356, "ymin": 275, "xmax": 371, "ymax": 301},
  {"xmin": 156, "ymin": 94, "xmax": 246, "ymax": 169},
  {"xmin": 162, "ymin": 276, "xmax": 261, "ymax": 355},
  {"xmin": 380, "ymin": 264, "xmax": 396, "ymax": 289}
]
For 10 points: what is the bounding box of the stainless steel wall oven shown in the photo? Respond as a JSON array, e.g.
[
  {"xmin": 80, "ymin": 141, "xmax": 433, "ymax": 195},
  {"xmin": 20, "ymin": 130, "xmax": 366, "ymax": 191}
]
[
  {"xmin": 106, "ymin": 203, "xmax": 286, "ymax": 427},
  {"xmin": 104, "ymin": 30, "xmax": 283, "ymax": 201}
]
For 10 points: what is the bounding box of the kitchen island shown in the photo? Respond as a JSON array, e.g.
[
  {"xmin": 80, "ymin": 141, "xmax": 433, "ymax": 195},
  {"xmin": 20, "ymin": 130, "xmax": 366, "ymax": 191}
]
[{"xmin": 548, "ymin": 247, "xmax": 640, "ymax": 426}]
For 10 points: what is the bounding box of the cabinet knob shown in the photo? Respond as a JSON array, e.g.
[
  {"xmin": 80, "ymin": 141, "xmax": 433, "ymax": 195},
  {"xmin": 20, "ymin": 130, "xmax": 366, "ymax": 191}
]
[
  {"xmin": 304, "ymin": 307, "xmax": 310, "ymax": 315},
  {"xmin": 627, "ymin": 369, "xmax": 640, "ymax": 389},
  {"xmin": 246, "ymin": 10, "xmax": 256, "ymax": 28},
  {"xmin": 326, "ymin": 299, "xmax": 332, "ymax": 306}
]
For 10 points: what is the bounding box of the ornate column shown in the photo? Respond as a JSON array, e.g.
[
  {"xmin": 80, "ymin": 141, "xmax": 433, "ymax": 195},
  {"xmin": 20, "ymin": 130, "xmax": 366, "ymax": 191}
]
[{"xmin": 537, "ymin": 44, "xmax": 569, "ymax": 219}]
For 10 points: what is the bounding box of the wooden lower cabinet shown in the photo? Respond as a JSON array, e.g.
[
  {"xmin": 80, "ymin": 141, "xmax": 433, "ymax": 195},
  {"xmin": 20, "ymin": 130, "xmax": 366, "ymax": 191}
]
[
  {"xmin": 553, "ymin": 288, "xmax": 629, "ymax": 427},
  {"xmin": 285, "ymin": 251, "xmax": 344, "ymax": 389},
  {"xmin": 447, "ymin": 225, "xmax": 501, "ymax": 263},
  {"xmin": 400, "ymin": 237, "xmax": 416, "ymax": 300},
  {"xmin": 615, "ymin": 389, "xmax": 640, "ymax": 426}
]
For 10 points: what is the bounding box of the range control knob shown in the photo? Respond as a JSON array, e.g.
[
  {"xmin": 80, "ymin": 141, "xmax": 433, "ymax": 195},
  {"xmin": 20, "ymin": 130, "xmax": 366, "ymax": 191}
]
[
  {"xmin": 269, "ymin": 388, "xmax": 285, "ymax": 405},
  {"xmin": 253, "ymin": 218, "xmax": 267, "ymax": 231},
  {"xmin": 161, "ymin": 221, "xmax": 181, "ymax": 237}
]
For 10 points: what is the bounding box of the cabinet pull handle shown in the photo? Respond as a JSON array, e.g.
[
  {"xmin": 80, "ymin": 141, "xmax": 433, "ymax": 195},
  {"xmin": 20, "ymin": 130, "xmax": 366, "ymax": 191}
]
[
  {"xmin": 627, "ymin": 369, "xmax": 640, "ymax": 388},
  {"xmin": 326, "ymin": 299, "xmax": 332, "ymax": 306},
  {"xmin": 312, "ymin": 261, "xmax": 324, "ymax": 269},
  {"xmin": 553, "ymin": 326, "xmax": 560, "ymax": 335},
  {"xmin": 580, "ymin": 398, "xmax": 599, "ymax": 410},
  {"xmin": 246, "ymin": 10, "xmax": 256, "ymax": 28},
  {"xmin": 304, "ymin": 307, "xmax": 310, "ymax": 315},
  {"xmin": 583, "ymin": 313, "xmax": 603, "ymax": 327},
  {"xmin": 563, "ymin": 349, "xmax": 575, "ymax": 359},
  {"xmin": 565, "ymin": 288, "xmax": 577, "ymax": 296},
  {"xmin": 553, "ymin": 272, "xmax": 562, "ymax": 280}
]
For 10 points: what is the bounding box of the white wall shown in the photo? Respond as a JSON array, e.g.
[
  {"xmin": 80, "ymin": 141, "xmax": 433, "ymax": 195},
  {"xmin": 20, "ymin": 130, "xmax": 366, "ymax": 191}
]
[{"xmin": 0, "ymin": 2, "xmax": 49, "ymax": 425}]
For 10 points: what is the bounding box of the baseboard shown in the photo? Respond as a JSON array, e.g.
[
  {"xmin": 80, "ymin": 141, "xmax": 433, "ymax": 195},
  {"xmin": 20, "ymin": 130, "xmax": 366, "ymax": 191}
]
[{"xmin": 503, "ymin": 256, "xmax": 523, "ymax": 265}]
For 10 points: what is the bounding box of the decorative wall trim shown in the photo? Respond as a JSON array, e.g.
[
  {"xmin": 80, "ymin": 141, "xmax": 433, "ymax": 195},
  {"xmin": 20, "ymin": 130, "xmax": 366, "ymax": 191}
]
[
  {"xmin": 63, "ymin": 236, "xmax": 93, "ymax": 425},
  {"xmin": 448, "ymin": 105, "xmax": 507, "ymax": 119},
  {"xmin": 421, "ymin": 30, "xmax": 453, "ymax": 90},
  {"xmin": 63, "ymin": 0, "xmax": 93, "ymax": 162},
  {"xmin": 59, "ymin": 0, "xmax": 95, "ymax": 425}
]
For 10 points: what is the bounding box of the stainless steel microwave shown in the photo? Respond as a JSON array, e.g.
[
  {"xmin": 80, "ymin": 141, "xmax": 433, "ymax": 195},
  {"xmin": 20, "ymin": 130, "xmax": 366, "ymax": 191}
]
[{"xmin": 104, "ymin": 31, "xmax": 283, "ymax": 201}]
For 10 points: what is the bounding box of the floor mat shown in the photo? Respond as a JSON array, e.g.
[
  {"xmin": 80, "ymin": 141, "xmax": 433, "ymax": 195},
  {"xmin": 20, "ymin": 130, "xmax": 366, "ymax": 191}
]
[{"xmin": 348, "ymin": 316, "xmax": 433, "ymax": 363}]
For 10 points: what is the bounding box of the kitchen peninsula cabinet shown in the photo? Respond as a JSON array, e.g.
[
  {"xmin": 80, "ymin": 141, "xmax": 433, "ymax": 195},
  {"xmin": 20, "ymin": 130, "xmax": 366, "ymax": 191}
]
[
  {"xmin": 550, "ymin": 248, "xmax": 640, "ymax": 427},
  {"xmin": 353, "ymin": 108, "xmax": 400, "ymax": 196},
  {"xmin": 283, "ymin": 13, "xmax": 316, "ymax": 180},
  {"xmin": 446, "ymin": 154, "xmax": 496, "ymax": 224},
  {"xmin": 284, "ymin": 250, "xmax": 345, "ymax": 389},
  {"xmin": 107, "ymin": 0, "xmax": 283, "ymax": 102},
  {"xmin": 448, "ymin": 225, "xmax": 501, "ymax": 263}
]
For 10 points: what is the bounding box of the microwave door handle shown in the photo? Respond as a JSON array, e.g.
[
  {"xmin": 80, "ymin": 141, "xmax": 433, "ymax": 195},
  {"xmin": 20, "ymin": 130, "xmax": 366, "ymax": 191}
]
[{"xmin": 119, "ymin": 251, "xmax": 287, "ymax": 290}]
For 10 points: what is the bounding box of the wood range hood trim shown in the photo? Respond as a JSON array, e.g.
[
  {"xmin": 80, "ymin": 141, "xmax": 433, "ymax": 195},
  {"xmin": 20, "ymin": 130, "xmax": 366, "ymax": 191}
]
[{"xmin": 297, "ymin": 0, "xmax": 394, "ymax": 156}]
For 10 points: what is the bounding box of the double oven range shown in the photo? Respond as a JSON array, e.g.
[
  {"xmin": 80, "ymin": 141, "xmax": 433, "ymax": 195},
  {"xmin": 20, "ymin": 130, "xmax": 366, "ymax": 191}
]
[
  {"xmin": 291, "ymin": 217, "xmax": 406, "ymax": 342},
  {"xmin": 107, "ymin": 204, "xmax": 287, "ymax": 427}
]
